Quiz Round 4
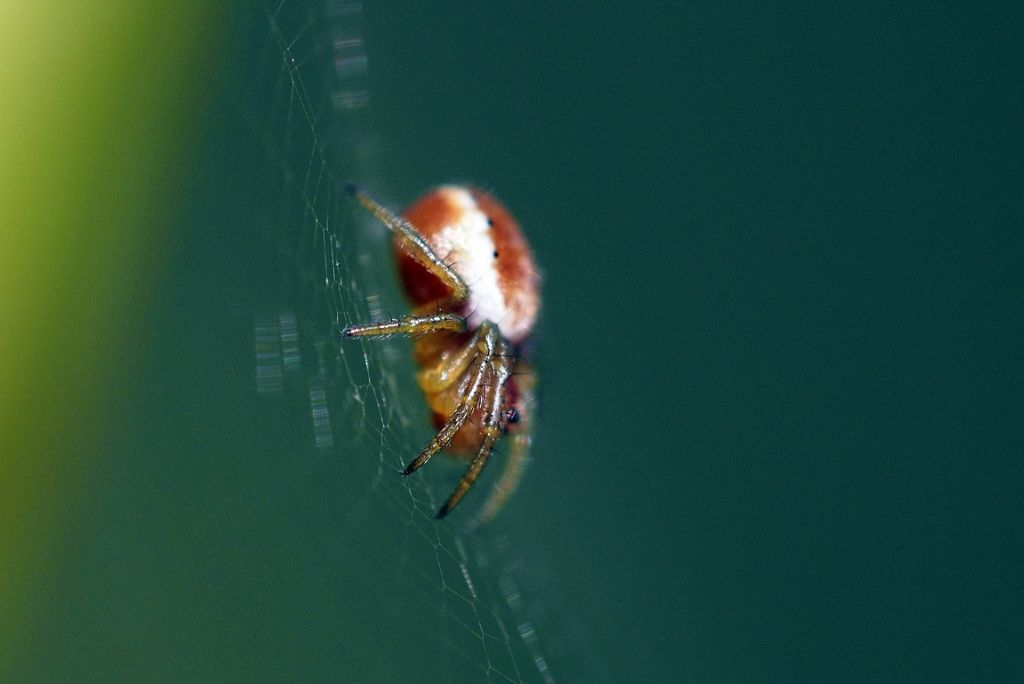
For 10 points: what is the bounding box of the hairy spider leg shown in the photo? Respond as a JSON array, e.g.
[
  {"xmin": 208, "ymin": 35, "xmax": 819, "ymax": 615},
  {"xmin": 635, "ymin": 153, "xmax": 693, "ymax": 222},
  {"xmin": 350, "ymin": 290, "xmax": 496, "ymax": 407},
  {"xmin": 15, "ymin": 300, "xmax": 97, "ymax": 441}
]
[
  {"xmin": 345, "ymin": 183, "xmax": 469, "ymax": 302},
  {"xmin": 474, "ymin": 363, "xmax": 536, "ymax": 525},
  {"xmin": 341, "ymin": 312, "xmax": 466, "ymax": 338},
  {"xmin": 436, "ymin": 336, "xmax": 514, "ymax": 519},
  {"xmin": 403, "ymin": 323, "xmax": 500, "ymax": 477}
]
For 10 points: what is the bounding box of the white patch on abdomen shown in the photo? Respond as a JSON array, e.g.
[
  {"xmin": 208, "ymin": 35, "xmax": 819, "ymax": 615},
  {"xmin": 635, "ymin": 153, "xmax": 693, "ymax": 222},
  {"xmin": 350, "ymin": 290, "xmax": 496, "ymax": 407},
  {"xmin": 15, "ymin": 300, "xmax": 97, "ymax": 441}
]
[{"xmin": 433, "ymin": 187, "xmax": 511, "ymax": 337}]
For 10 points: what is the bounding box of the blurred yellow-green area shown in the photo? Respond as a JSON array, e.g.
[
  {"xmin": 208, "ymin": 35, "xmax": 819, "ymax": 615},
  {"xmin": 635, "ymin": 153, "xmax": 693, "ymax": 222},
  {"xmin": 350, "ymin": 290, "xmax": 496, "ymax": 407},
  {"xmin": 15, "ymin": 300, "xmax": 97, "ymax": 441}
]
[{"xmin": 0, "ymin": 3, "xmax": 222, "ymax": 660}]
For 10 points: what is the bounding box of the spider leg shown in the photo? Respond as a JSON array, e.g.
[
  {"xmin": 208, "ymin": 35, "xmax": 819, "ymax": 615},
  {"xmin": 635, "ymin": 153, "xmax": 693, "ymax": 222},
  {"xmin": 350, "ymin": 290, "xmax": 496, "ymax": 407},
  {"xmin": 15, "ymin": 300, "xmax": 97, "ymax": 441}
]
[
  {"xmin": 403, "ymin": 323, "xmax": 499, "ymax": 476},
  {"xmin": 416, "ymin": 327, "xmax": 484, "ymax": 393},
  {"xmin": 474, "ymin": 363, "xmax": 536, "ymax": 525},
  {"xmin": 436, "ymin": 338, "xmax": 514, "ymax": 519},
  {"xmin": 341, "ymin": 313, "xmax": 466, "ymax": 339},
  {"xmin": 345, "ymin": 183, "xmax": 469, "ymax": 303}
]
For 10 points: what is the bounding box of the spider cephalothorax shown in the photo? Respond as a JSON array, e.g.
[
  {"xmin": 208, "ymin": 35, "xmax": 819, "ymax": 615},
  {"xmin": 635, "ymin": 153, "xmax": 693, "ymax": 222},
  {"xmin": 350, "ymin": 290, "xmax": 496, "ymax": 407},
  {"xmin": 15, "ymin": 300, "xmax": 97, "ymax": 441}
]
[{"xmin": 342, "ymin": 184, "xmax": 539, "ymax": 522}]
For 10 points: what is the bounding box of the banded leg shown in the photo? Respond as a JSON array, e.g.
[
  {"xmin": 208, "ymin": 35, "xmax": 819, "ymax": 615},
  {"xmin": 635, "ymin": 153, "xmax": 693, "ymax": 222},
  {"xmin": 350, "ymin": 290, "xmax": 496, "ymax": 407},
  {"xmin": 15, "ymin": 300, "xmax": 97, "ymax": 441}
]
[
  {"xmin": 436, "ymin": 338, "xmax": 514, "ymax": 519},
  {"xmin": 475, "ymin": 364, "xmax": 536, "ymax": 525},
  {"xmin": 345, "ymin": 183, "xmax": 469, "ymax": 302},
  {"xmin": 341, "ymin": 313, "xmax": 466, "ymax": 339},
  {"xmin": 403, "ymin": 323, "xmax": 499, "ymax": 476}
]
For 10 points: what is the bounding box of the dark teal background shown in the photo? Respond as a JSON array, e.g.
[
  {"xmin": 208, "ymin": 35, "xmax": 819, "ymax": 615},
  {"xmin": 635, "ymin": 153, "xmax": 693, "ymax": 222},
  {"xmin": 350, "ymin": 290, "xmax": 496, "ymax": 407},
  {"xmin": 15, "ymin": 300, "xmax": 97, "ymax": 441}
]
[{"xmin": 10, "ymin": 2, "xmax": 1022, "ymax": 681}]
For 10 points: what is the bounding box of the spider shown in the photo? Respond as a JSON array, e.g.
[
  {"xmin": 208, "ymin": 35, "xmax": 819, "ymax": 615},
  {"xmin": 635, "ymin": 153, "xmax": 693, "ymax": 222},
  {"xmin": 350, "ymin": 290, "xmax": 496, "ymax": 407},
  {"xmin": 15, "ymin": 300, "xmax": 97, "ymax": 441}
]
[{"xmin": 341, "ymin": 184, "xmax": 539, "ymax": 522}]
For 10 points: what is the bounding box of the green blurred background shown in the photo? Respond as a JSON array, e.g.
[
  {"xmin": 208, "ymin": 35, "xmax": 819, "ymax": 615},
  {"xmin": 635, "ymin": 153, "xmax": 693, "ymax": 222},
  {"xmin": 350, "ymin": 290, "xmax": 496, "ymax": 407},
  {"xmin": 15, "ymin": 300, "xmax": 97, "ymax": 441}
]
[{"xmin": 3, "ymin": 2, "xmax": 1022, "ymax": 681}]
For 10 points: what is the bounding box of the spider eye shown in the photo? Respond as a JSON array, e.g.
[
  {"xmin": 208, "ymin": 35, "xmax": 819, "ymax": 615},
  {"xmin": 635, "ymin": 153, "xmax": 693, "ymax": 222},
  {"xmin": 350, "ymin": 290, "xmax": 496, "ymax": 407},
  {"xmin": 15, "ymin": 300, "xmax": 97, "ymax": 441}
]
[{"xmin": 504, "ymin": 408, "xmax": 520, "ymax": 425}]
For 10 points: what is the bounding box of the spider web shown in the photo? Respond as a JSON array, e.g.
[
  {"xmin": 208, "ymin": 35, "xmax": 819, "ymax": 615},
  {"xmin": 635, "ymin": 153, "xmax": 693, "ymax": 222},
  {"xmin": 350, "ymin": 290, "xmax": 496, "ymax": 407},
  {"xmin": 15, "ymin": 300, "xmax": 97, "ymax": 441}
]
[{"xmin": 248, "ymin": 2, "xmax": 598, "ymax": 681}]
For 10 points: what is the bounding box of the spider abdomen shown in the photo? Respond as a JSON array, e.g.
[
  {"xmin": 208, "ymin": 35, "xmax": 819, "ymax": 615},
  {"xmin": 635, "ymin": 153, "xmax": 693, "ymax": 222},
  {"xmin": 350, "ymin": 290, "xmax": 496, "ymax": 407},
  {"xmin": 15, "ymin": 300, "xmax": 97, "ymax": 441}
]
[{"xmin": 398, "ymin": 186, "xmax": 539, "ymax": 345}]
